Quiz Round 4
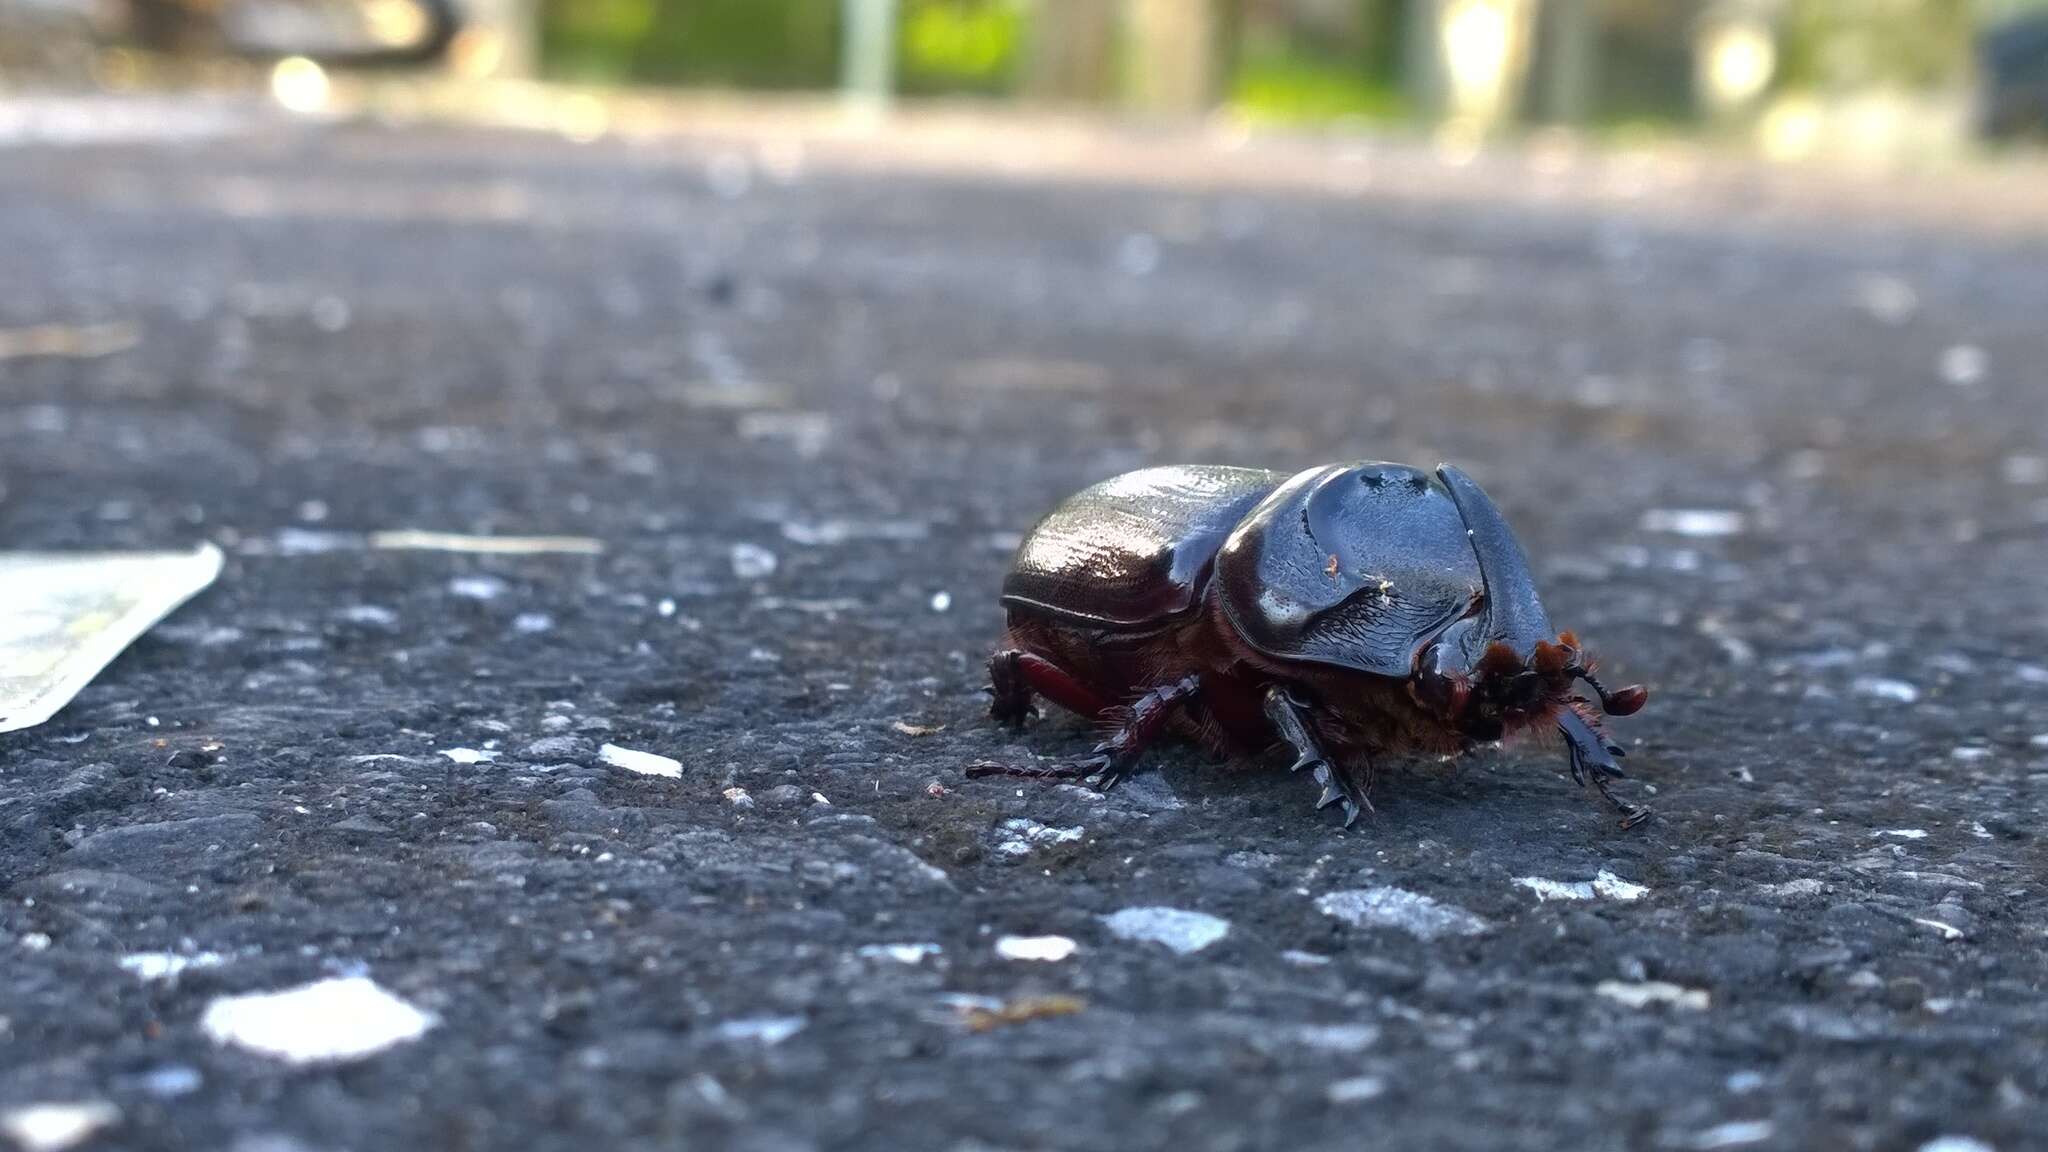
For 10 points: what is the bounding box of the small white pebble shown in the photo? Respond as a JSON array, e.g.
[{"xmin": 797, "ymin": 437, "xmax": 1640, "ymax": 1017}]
[
  {"xmin": 1852, "ymin": 273, "xmax": 1918, "ymax": 324},
  {"xmin": 1640, "ymin": 508, "xmax": 1746, "ymax": 538},
  {"xmin": 1688, "ymin": 1120, "xmax": 1774, "ymax": 1149},
  {"xmin": 1280, "ymin": 950, "xmax": 1332, "ymax": 967},
  {"xmin": 1919, "ymin": 1137, "xmax": 1997, "ymax": 1152},
  {"xmin": 1325, "ymin": 1076, "xmax": 1386, "ymax": 1104},
  {"xmin": 20, "ymin": 932, "xmax": 51, "ymax": 952},
  {"xmin": 1, "ymin": 1103, "xmax": 120, "ymax": 1152},
  {"xmin": 1852, "ymin": 676, "xmax": 1920, "ymax": 704},
  {"xmin": 995, "ymin": 934, "xmax": 1077, "ymax": 962},
  {"xmin": 857, "ymin": 943, "xmax": 941, "ymax": 965},
  {"xmin": 200, "ymin": 977, "xmax": 435, "ymax": 1064},
  {"xmin": 1913, "ymin": 918, "xmax": 1965, "ymax": 941},
  {"xmin": 1951, "ymin": 746, "xmax": 1991, "ymax": 762},
  {"xmin": 448, "ymin": 575, "xmax": 507, "ymax": 601},
  {"xmin": 1116, "ymin": 232, "xmax": 1161, "ymax": 276},
  {"xmin": 1513, "ymin": 872, "xmax": 1648, "ymax": 902},
  {"xmin": 120, "ymin": 951, "xmax": 226, "ymax": 982},
  {"xmin": 730, "ymin": 542, "xmax": 778, "ymax": 579},
  {"xmin": 438, "ymin": 748, "xmax": 497, "ymax": 765},
  {"xmin": 1759, "ymin": 878, "xmax": 1826, "ymax": 898},
  {"xmin": 716, "ymin": 1016, "xmax": 804, "ymax": 1045},
  {"xmin": 657, "ymin": 598, "xmax": 677, "ymax": 618},
  {"xmin": 1099, "ymin": 907, "xmax": 1230, "ymax": 955},
  {"xmin": 2002, "ymin": 455, "xmax": 2047, "ymax": 486},
  {"xmin": 1939, "ymin": 344, "xmax": 1987, "ymax": 387},
  {"xmin": 512, "ymin": 613, "xmax": 553, "ymax": 635},
  {"xmin": 1595, "ymin": 980, "xmax": 1710, "ymax": 1011},
  {"xmin": 1316, "ymin": 887, "xmax": 1489, "ymax": 940},
  {"xmin": 1876, "ymin": 828, "xmax": 1928, "ymax": 840},
  {"xmin": 929, "ymin": 590, "xmax": 952, "ymax": 612}
]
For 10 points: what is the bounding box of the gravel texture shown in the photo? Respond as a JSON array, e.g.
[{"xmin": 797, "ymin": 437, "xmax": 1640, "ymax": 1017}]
[{"xmin": 2, "ymin": 102, "xmax": 2046, "ymax": 1152}]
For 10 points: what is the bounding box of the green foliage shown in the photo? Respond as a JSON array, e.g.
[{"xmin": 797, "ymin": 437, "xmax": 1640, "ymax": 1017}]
[
  {"xmin": 1777, "ymin": 0, "xmax": 1973, "ymax": 92},
  {"xmin": 1220, "ymin": 19, "xmax": 1417, "ymax": 126},
  {"xmin": 899, "ymin": 0, "xmax": 1025, "ymax": 95},
  {"xmin": 540, "ymin": 0, "xmax": 841, "ymax": 89}
]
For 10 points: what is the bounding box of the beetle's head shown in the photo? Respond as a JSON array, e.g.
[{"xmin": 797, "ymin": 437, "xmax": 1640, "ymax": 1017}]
[{"xmin": 1412, "ymin": 627, "xmax": 1646, "ymax": 743}]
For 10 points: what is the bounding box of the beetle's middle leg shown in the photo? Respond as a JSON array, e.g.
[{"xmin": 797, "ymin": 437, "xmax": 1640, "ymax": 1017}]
[{"xmin": 1263, "ymin": 686, "xmax": 1373, "ymax": 828}]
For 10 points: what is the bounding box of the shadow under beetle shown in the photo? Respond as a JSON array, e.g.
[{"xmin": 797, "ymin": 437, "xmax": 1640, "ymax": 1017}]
[{"xmin": 972, "ymin": 462, "xmax": 1650, "ymax": 828}]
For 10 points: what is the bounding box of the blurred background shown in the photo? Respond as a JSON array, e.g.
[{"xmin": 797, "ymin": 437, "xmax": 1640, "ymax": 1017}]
[{"xmin": 4, "ymin": 0, "xmax": 2048, "ymax": 161}]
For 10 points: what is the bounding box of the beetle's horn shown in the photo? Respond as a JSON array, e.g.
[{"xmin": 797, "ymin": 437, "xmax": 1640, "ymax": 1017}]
[{"xmin": 1436, "ymin": 465, "xmax": 1553, "ymax": 659}]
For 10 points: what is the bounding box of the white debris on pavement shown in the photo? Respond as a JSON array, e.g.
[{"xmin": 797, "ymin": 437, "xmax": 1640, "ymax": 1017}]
[
  {"xmin": 995, "ymin": 935, "xmax": 1077, "ymax": 962},
  {"xmin": 1919, "ymin": 1137, "xmax": 1996, "ymax": 1152},
  {"xmin": 778, "ymin": 518, "xmax": 928, "ymax": 546},
  {"xmin": 929, "ymin": 590, "xmax": 952, "ymax": 612},
  {"xmin": 1325, "ymin": 1076, "xmax": 1387, "ymax": 1104},
  {"xmin": 1758, "ymin": 879, "xmax": 1826, "ymax": 898},
  {"xmin": 1876, "ymin": 829, "xmax": 1929, "ymax": 840},
  {"xmin": 1292, "ymin": 1023, "xmax": 1380, "ymax": 1053},
  {"xmin": 993, "ymin": 818, "xmax": 1084, "ymax": 858},
  {"xmin": 1315, "ymin": 888, "xmax": 1489, "ymax": 940},
  {"xmin": 857, "ymin": 943, "xmax": 941, "ymax": 965},
  {"xmin": 715, "ymin": 1016, "xmax": 806, "ymax": 1046},
  {"xmin": 599, "ymin": 743, "xmax": 681, "ymax": 778},
  {"xmin": 370, "ymin": 531, "xmax": 603, "ymax": 555},
  {"xmin": 0, "ymin": 544, "xmax": 224, "ymax": 734},
  {"xmin": 119, "ymin": 951, "xmax": 226, "ymax": 983},
  {"xmin": 1640, "ymin": 509, "xmax": 1746, "ymax": 538},
  {"xmin": 1099, "ymin": 907, "xmax": 1230, "ymax": 955},
  {"xmin": 1596, "ymin": 980, "xmax": 1710, "ymax": 1011},
  {"xmin": 1852, "ymin": 676, "xmax": 1920, "ymax": 704},
  {"xmin": 1513, "ymin": 871, "xmax": 1649, "ymax": 902},
  {"xmin": 0, "ymin": 1102, "xmax": 120, "ymax": 1152},
  {"xmin": 1939, "ymin": 344, "xmax": 1987, "ymax": 387},
  {"xmin": 1913, "ymin": 917, "xmax": 1966, "ymax": 941},
  {"xmin": 1686, "ymin": 1120, "xmax": 1775, "ymax": 1149},
  {"xmin": 438, "ymin": 748, "xmax": 498, "ymax": 765},
  {"xmin": 199, "ymin": 976, "xmax": 436, "ymax": 1064},
  {"xmin": 447, "ymin": 575, "xmax": 508, "ymax": 601},
  {"xmin": 729, "ymin": 542, "xmax": 778, "ymax": 579}
]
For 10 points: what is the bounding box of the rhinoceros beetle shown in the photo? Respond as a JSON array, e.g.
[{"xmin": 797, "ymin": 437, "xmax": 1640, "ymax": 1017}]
[{"xmin": 970, "ymin": 462, "xmax": 1650, "ymax": 828}]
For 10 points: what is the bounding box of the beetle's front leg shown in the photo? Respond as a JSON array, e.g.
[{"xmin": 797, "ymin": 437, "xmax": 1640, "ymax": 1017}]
[
  {"xmin": 1076, "ymin": 675, "xmax": 1202, "ymax": 791},
  {"xmin": 970, "ymin": 675, "xmax": 1199, "ymax": 792},
  {"xmin": 1262, "ymin": 686, "xmax": 1372, "ymax": 828},
  {"xmin": 1557, "ymin": 707, "xmax": 1651, "ymax": 829}
]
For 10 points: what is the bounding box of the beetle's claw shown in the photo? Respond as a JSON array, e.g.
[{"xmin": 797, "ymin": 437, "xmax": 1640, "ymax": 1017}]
[
  {"xmin": 1306, "ymin": 759, "xmax": 1372, "ymax": 828},
  {"xmin": 1065, "ymin": 745, "xmax": 1137, "ymax": 792}
]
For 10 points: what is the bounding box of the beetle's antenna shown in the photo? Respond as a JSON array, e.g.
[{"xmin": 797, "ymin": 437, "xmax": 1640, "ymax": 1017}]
[{"xmin": 1572, "ymin": 665, "xmax": 1648, "ymax": 717}]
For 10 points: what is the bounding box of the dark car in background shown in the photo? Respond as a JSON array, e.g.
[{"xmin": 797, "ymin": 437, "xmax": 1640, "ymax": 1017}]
[{"xmin": 1981, "ymin": 11, "xmax": 2048, "ymax": 139}]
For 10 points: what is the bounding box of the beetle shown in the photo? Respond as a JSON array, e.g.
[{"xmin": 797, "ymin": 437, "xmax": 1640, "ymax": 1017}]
[{"xmin": 970, "ymin": 462, "xmax": 1650, "ymax": 828}]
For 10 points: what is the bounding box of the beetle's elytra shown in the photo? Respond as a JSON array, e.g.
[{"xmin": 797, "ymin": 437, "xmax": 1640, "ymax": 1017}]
[{"xmin": 972, "ymin": 462, "xmax": 1650, "ymax": 827}]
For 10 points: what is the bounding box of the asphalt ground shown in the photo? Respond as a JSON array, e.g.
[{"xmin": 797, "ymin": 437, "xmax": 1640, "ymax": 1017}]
[{"xmin": 2, "ymin": 100, "xmax": 2047, "ymax": 1152}]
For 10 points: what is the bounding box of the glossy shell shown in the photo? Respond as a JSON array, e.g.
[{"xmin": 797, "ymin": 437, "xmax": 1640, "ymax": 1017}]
[
  {"xmin": 1214, "ymin": 463, "xmax": 1486, "ymax": 677},
  {"xmin": 1001, "ymin": 465, "xmax": 1284, "ymax": 629}
]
